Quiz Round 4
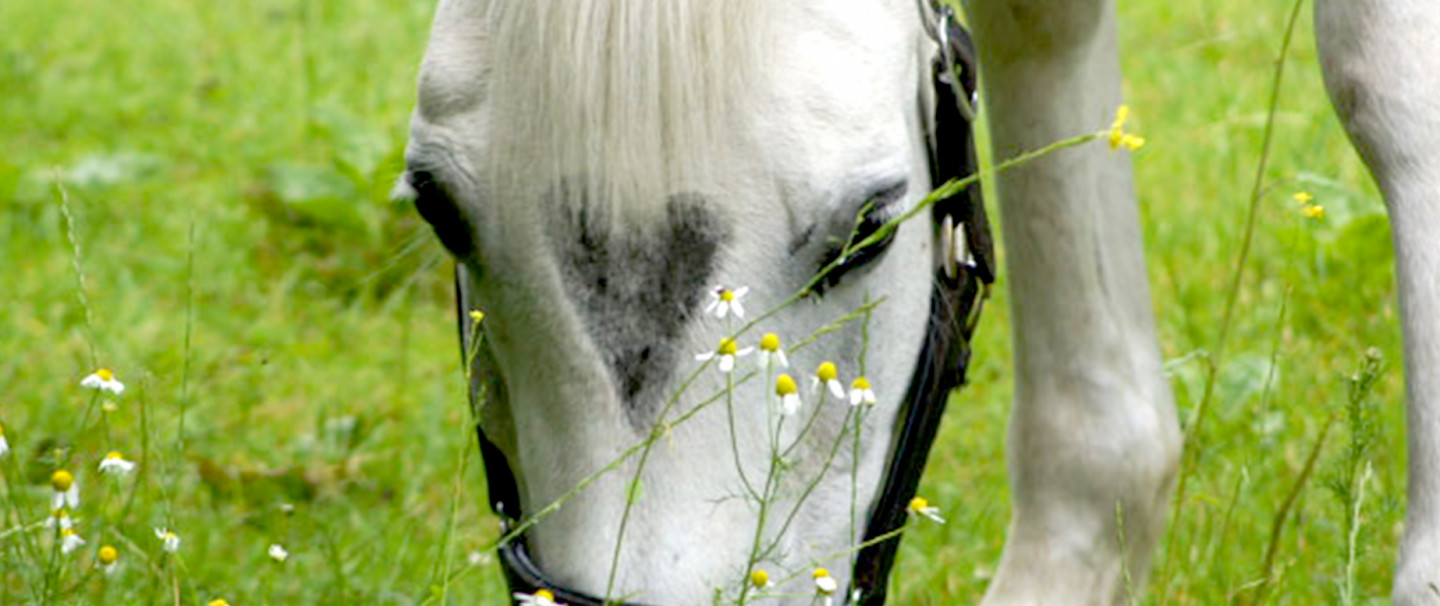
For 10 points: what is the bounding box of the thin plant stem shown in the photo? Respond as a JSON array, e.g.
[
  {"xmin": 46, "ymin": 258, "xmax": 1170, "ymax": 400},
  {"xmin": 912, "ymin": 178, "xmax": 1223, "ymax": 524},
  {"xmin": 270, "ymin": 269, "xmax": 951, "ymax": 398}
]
[{"xmin": 1159, "ymin": 0, "xmax": 1306, "ymax": 599}]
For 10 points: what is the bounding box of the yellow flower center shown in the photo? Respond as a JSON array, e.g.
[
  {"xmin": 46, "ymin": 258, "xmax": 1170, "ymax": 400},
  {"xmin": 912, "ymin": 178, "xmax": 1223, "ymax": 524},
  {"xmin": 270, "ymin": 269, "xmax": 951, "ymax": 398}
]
[
  {"xmin": 98, "ymin": 545, "xmax": 118, "ymax": 565},
  {"xmin": 718, "ymin": 338, "xmax": 738, "ymax": 356},
  {"xmin": 760, "ymin": 333, "xmax": 780, "ymax": 352},
  {"xmin": 852, "ymin": 377, "xmax": 870, "ymax": 390},
  {"xmin": 1302, "ymin": 205, "xmax": 1325, "ymax": 219},
  {"xmin": 105, "ymin": 451, "xmax": 123, "ymax": 460},
  {"xmin": 60, "ymin": 528, "xmax": 76, "ymax": 538},
  {"xmin": 0, "ymin": 423, "xmax": 5, "ymax": 437},
  {"xmin": 813, "ymin": 567, "xmax": 831, "ymax": 580},
  {"xmin": 207, "ymin": 600, "xmax": 230, "ymax": 606},
  {"xmin": 164, "ymin": 531, "xmax": 177, "ymax": 540},
  {"xmin": 1292, "ymin": 191, "xmax": 1314, "ymax": 205},
  {"xmin": 469, "ymin": 310, "xmax": 486, "ymax": 323},
  {"xmin": 909, "ymin": 496, "xmax": 930, "ymax": 512},
  {"xmin": 535, "ymin": 589, "xmax": 556, "ymax": 600},
  {"xmin": 816, "ymin": 362, "xmax": 838, "ymax": 382},
  {"xmin": 750, "ymin": 569, "xmax": 770, "ymax": 587},
  {"xmin": 720, "ymin": 289, "xmax": 735, "ymax": 302},
  {"xmin": 52, "ymin": 508, "xmax": 68, "ymax": 520},
  {"xmin": 51, "ymin": 470, "xmax": 74, "ymax": 492},
  {"xmin": 96, "ymin": 368, "xmax": 114, "ymax": 381},
  {"xmin": 775, "ymin": 374, "xmax": 798, "ymax": 396}
]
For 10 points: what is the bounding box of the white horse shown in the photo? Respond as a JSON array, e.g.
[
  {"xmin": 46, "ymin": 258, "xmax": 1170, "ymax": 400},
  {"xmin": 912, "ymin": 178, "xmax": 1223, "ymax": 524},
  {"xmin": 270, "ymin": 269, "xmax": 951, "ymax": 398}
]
[{"xmin": 398, "ymin": 0, "xmax": 1440, "ymax": 604}]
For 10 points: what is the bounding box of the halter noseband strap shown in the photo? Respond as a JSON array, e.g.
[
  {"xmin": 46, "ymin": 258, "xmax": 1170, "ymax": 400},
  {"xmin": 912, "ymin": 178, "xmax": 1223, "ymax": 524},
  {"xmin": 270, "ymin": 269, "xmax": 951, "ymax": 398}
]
[{"xmin": 459, "ymin": 5, "xmax": 991, "ymax": 604}]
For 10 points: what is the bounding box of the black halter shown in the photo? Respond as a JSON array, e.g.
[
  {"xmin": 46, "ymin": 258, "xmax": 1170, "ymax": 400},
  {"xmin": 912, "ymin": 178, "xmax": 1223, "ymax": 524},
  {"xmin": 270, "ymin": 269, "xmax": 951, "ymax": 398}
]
[{"xmin": 453, "ymin": 7, "xmax": 991, "ymax": 605}]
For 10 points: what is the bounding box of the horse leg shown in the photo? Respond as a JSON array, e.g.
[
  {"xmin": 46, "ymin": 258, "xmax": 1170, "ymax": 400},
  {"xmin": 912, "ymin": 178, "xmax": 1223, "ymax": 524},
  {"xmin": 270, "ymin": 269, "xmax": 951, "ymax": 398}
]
[
  {"xmin": 961, "ymin": 1, "xmax": 1182, "ymax": 603},
  {"xmin": 1315, "ymin": 3, "xmax": 1440, "ymax": 603}
]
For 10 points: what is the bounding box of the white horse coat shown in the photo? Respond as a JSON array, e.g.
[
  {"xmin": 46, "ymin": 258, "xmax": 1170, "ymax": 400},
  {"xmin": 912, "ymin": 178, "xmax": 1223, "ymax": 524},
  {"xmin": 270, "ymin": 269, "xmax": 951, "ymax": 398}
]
[{"xmin": 400, "ymin": 0, "xmax": 1440, "ymax": 603}]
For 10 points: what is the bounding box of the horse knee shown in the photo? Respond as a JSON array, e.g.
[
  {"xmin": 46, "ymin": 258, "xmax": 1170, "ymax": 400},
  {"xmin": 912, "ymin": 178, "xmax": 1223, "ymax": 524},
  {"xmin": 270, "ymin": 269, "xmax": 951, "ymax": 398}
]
[{"xmin": 1012, "ymin": 373, "xmax": 1182, "ymax": 533}]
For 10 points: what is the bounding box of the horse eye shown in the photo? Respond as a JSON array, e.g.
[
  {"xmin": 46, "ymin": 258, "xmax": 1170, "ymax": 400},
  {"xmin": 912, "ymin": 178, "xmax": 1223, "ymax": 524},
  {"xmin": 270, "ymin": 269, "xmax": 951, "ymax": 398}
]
[
  {"xmin": 811, "ymin": 183, "xmax": 907, "ymax": 295},
  {"xmin": 410, "ymin": 170, "xmax": 476, "ymax": 258}
]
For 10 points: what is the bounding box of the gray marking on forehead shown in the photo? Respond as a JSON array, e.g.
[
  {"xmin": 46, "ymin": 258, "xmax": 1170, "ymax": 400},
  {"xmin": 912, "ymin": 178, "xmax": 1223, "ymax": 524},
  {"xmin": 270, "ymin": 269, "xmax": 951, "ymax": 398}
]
[{"xmin": 551, "ymin": 187, "xmax": 730, "ymax": 427}]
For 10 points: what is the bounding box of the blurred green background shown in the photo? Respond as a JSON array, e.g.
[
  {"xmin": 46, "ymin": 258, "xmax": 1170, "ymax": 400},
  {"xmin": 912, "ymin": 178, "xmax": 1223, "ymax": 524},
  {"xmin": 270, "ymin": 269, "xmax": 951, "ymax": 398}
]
[{"xmin": 0, "ymin": 0, "xmax": 1402, "ymax": 604}]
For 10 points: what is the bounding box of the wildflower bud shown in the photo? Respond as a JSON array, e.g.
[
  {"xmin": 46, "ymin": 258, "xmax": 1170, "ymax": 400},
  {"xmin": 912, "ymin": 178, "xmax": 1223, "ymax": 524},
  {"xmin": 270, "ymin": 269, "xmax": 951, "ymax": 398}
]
[
  {"xmin": 760, "ymin": 333, "xmax": 781, "ymax": 352},
  {"xmin": 98, "ymin": 545, "xmax": 118, "ymax": 565},
  {"xmin": 750, "ymin": 569, "xmax": 770, "ymax": 588},
  {"xmin": 718, "ymin": 338, "xmax": 739, "ymax": 356},
  {"xmin": 816, "ymin": 362, "xmax": 837, "ymax": 382}
]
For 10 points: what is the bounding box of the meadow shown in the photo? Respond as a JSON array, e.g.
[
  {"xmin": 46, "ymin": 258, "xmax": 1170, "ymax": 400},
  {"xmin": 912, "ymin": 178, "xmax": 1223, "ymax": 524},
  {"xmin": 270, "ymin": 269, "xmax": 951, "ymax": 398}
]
[{"xmin": 0, "ymin": 0, "xmax": 1402, "ymax": 604}]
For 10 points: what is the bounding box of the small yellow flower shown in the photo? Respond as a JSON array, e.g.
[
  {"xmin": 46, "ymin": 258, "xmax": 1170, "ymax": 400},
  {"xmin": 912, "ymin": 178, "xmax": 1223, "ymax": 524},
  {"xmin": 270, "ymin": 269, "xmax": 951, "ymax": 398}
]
[
  {"xmin": 51, "ymin": 470, "xmax": 79, "ymax": 510},
  {"xmin": 1108, "ymin": 105, "xmax": 1146, "ymax": 151},
  {"xmin": 813, "ymin": 567, "xmax": 838, "ymax": 595},
  {"xmin": 469, "ymin": 309, "xmax": 485, "ymax": 323},
  {"xmin": 98, "ymin": 545, "xmax": 119, "ymax": 574},
  {"xmin": 207, "ymin": 599, "xmax": 230, "ymax": 606},
  {"xmin": 1292, "ymin": 191, "xmax": 1314, "ymax": 205},
  {"xmin": 750, "ymin": 568, "xmax": 771, "ymax": 589},
  {"xmin": 514, "ymin": 588, "xmax": 562, "ymax": 606},
  {"xmin": 45, "ymin": 508, "xmax": 74, "ymax": 530},
  {"xmin": 907, "ymin": 496, "xmax": 947, "ymax": 524},
  {"xmin": 1302, "ymin": 205, "xmax": 1325, "ymax": 220},
  {"xmin": 695, "ymin": 338, "xmax": 754, "ymax": 374},
  {"xmin": 705, "ymin": 285, "xmax": 750, "ymax": 319},
  {"xmin": 811, "ymin": 362, "xmax": 845, "ymax": 399},
  {"xmin": 849, "ymin": 377, "xmax": 877, "ymax": 407},
  {"xmin": 757, "ymin": 333, "xmax": 789, "ymax": 369},
  {"xmin": 60, "ymin": 528, "xmax": 86, "ymax": 554},
  {"xmin": 155, "ymin": 527, "xmax": 181, "ymax": 553},
  {"xmin": 775, "ymin": 374, "xmax": 801, "ymax": 416},
  {"xmin": 81, "ymin": 368, "xmax": 125, "ymax": 395},
  {"xmin": 99, "ymin": 451, "xmax": 137, "ymax": 476}
]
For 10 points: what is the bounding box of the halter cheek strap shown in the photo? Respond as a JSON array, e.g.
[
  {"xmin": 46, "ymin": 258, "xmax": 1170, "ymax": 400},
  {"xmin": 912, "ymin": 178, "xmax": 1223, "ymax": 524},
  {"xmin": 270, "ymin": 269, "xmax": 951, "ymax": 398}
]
[{"xmin": 458, "ymin": 6, "xmax": 990, "ymax": 605}]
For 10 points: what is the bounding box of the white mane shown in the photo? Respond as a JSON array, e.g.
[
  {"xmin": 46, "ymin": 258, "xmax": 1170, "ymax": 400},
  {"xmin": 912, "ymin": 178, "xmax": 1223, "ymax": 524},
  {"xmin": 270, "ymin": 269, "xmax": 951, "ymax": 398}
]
[{"xmin": 483, "ymin": 0, "xmax": 778, "ymax": 220}]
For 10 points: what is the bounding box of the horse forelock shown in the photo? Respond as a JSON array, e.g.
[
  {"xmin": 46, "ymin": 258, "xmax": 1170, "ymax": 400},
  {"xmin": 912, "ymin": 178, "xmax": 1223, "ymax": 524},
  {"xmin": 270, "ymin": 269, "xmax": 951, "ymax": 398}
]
[{"xmin": 482, "ymin": 0, "xmax": 779, "ymax": 225}]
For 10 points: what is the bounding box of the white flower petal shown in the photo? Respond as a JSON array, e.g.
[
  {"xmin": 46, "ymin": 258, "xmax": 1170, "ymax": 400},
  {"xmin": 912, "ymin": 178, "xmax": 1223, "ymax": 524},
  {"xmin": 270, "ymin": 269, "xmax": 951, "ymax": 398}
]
[
  {"xmin": 733, "ymin": 286, "xmax": 749, "ymax": 299},
  {"xmin": 828, "ymin": 380, "xmax": 846, "ymax": 400},
  {"xmin": 695, "ymin": 352, "xmax": 716, "ymax": 362},
  {"xmin": 730, "ymin": 300, "xmax": 745, "ymax": 319},
  {"xmin": 775, "ymin": 350, "xmax": 789, "ymax": 368},
  {"xmin": 719, "ymin": 355, "xmax": 735, "ymax": 373}
]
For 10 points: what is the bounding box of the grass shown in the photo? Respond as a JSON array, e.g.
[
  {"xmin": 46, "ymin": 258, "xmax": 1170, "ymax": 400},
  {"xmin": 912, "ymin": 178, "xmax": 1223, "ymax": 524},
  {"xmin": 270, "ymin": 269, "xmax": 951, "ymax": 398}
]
[{"xmin": 0, "ymin": 0, "xmax": 1405, "ymax": 604}]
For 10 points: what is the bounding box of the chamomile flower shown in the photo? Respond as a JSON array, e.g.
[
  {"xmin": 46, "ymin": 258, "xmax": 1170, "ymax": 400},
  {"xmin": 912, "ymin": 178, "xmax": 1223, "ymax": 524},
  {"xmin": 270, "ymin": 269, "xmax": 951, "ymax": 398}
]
[
  {"xmin": 811, "ymin": 362, "xmax": 845, "ymax": 400},
  {"xmin": 268, "ymin": 544, "xmax": 289, "ymax": 563},
  {"xmin": 99, "ymin": 451, "xmax": 136, "ymax": 476},
  {"xmin": 45, "ymin": 508, "xmax": 74, "ymax": 530},
  {"xmin": 51, "ymin": 470, "xmax": 79, "ymax": 510},
  {"xmin": 695, "ymin": 338, "xmax": 753, "ymax": 374},
  {"xmin": 907, "ymin": 496, "xmax": 946, "ymax": 524},
  {"xmin": 60, "ymin": 528, "xmax": 86, "ymax": 554},
  {"xmin": 1107, "ymin": 105, "xmax": 1146, "ymax": 152},
  {"xmin": 514, "ymin": 588, "xmax": 562, "ymax": 606},
  {"xmin": 0, "ymin": 423, "xmax": 9, "ymax": 458},
  {"xmin": 750, "ymin": 568, "xmax": 772, "ymax": 589},
  {"xmin": 80, "ymin": 368, "xmax": 125, "ymax": 395},
  {"xmin": 155, "ymin": 527, "xmax": 181, "ymax": 553},
  {"xmin": 97, "ymin": 545, "xmax": 119, "ymax": 574},
  {"xmin": 849, "ymin": 377, "xmax": 877, "ymax": 407},
  {"xmin": 705, "ymin": 286, "xmax": 749, "ymax": 319},
  {"xmin": 757, "ymin": 333, "xmax": 789, "ymax": 369},
  {"xmin": 813, "ymin": 567, "xmax": 838, "ymax": 605},
  {"xmin": 775, "ymin": 374, "xmax": 802, "ymax": 416}
]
